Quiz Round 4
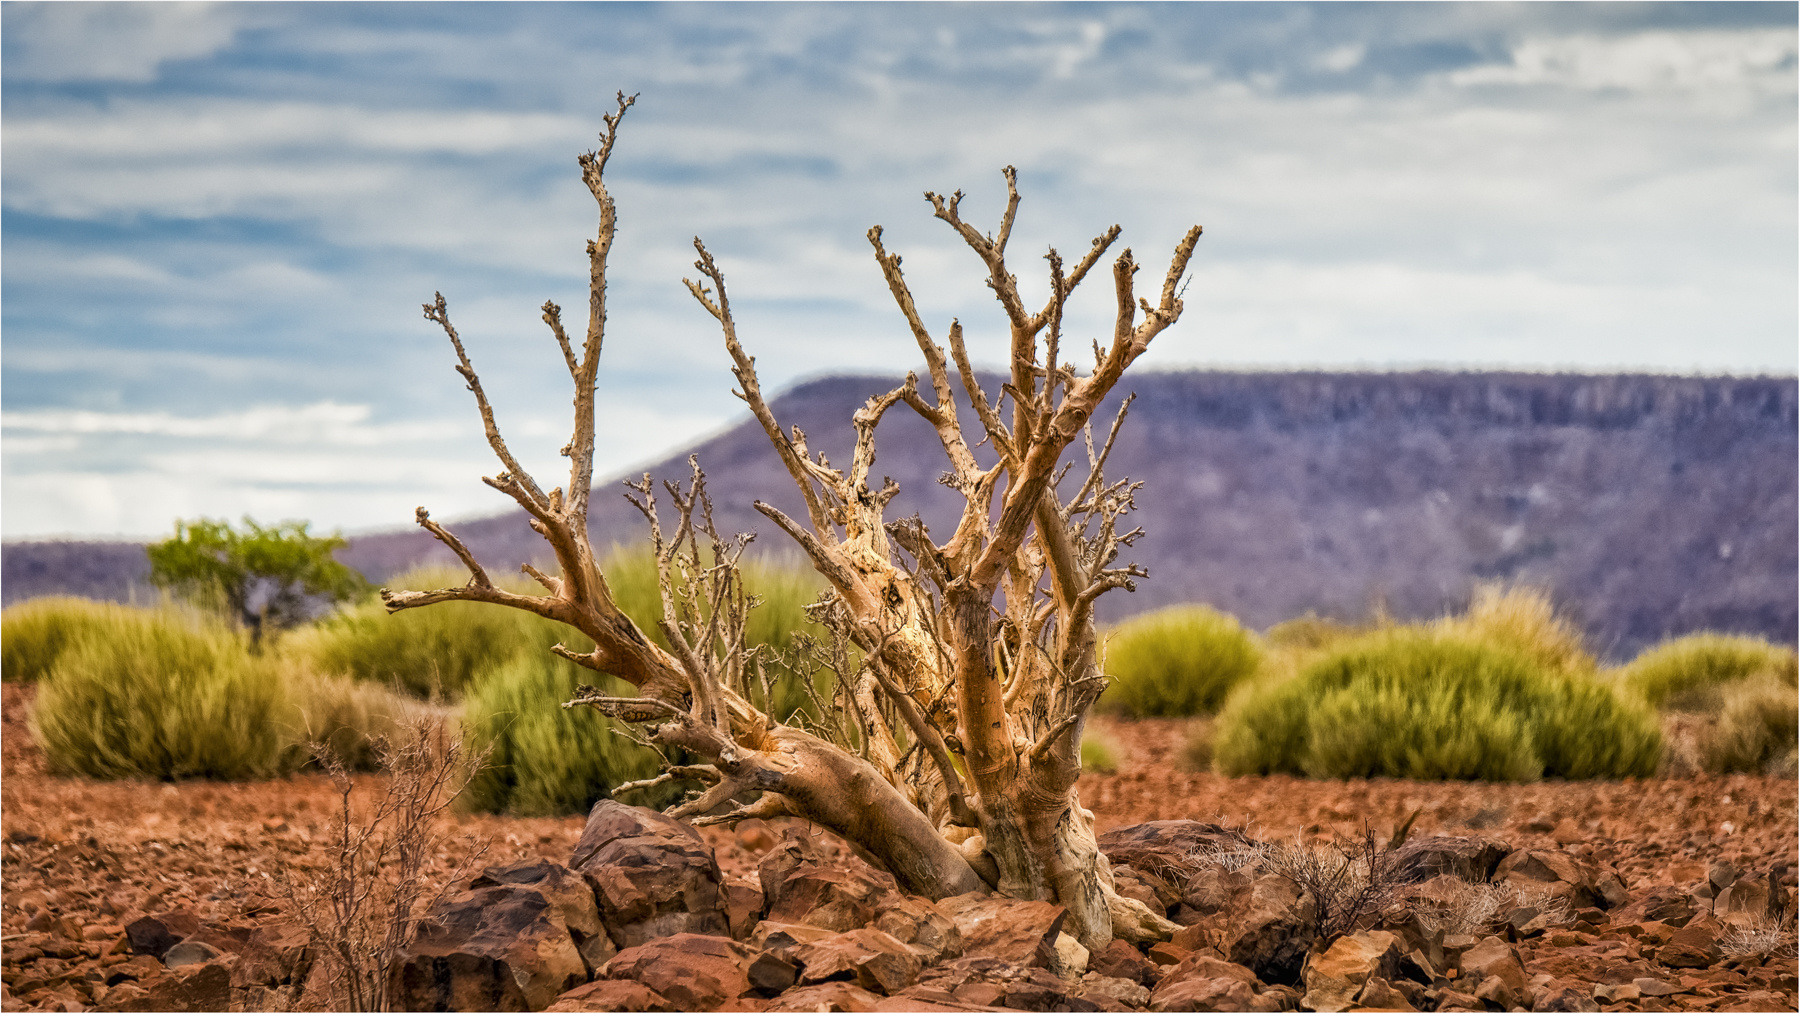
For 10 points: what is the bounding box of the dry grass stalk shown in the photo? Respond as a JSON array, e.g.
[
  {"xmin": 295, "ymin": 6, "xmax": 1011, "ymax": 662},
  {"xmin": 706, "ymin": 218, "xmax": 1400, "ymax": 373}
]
[{"xmin": 277, "ymin": 716, "xmax": 490, "ymax": 1011}]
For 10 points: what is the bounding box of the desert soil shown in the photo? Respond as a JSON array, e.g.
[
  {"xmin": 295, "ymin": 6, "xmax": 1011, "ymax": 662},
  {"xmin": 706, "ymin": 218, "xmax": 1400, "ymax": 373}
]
[{"xmin": 2, "ymin": 683, "xmax": 1795, "ymax": 1011}]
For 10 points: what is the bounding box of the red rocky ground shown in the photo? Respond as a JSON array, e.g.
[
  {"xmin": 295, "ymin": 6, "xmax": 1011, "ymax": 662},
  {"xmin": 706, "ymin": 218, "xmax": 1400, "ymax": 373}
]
[{"xmin": 2, "ymin": 684, "xmax": 1795, "ymax": 1012}]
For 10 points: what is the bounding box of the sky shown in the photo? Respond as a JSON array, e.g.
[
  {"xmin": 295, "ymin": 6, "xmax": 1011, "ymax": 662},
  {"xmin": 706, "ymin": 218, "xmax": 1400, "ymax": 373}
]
[{"xmin": 2, "ymin": 1, "xmax": 1795, "ymax": 540}]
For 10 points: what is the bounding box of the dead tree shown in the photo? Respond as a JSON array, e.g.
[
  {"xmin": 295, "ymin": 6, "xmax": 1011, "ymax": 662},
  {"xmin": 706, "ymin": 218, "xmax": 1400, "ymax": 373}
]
[{"xmin": 383, "ymin": 93, "xmax": 1201, "ymax": 949}]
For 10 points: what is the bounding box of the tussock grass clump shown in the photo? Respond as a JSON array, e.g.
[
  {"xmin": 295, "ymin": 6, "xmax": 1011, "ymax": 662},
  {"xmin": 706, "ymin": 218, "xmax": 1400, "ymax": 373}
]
[
  {"xmin": 295, "ymin": 566, "xmax": 572, "ymax": 699},
  {"xmin": 460, "ymin": 655, "xmax": 666, "ymax": 816},
  {"xmin": 1699, "ymin": 677, "xmax": 1799, "ymax": 775},
  {"xmin": 283, "ymin": 665, "xmax": 421, "ymax": 772},
  {"xmin": 1100, "ymin": 605, "xmax": 1262, "ymax": 717},
  {"xmin": 1618, "ymin": 633, "xmax": 1798, "ymax": 713},
  {"xmin": 30, "ymin": 609, "xmax": 294, "ymax": 780},
  {"xmin": 3, "ymin": 597, "xmax": 140, "ymax": 683},
  {"xmin": 1435, "ymin": 585, "xmax": 1595, "ymax": 675},
  {"xmin": 1213, "ymin": 629, "xmax": 1661, "ymax": 781}
]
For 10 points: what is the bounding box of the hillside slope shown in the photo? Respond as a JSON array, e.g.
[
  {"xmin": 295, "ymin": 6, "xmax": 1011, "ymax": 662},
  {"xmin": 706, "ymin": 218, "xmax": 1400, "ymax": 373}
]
[{"xmin": 7, "ymin": 370, "xmax": 1794, "ymax": 661}]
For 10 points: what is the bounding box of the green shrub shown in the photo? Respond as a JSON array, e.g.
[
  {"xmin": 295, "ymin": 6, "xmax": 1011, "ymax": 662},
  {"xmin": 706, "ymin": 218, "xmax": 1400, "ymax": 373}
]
[
  {"xmin": 3, "ymin": 597, "xmax": 134, "ymax": 683},
  {"xmin": 460, "ymin": 656, "xmax": 668, "ymax": 816},
  {"xmin": 30, "ymin": 609, "xmax": 294, "ymax": 780},
  {"xmin": 282, "ymin": 665, "xmax": 419, "ymax": 772},
  {"xmin": 292, "ymin": 566, "xmax": 580, "ymax": 699},
  {"xmin": 1699, "ymin": 677, "xmax": 1799, "ymax": 774},
  {"xmin": 1619, "ymin": 633, "xmax": 1799, "ymax": 713},
  {"xmin": 1100, "ymin": 606, "xmax": 1263, "ymax": 717},
  {"xmin": 1080, "ymin": 730, "xmax": 1121, "ymax": 775},
  {"xmin": 1213, "ymin": 629, "xmax": 1661, "ymax": 781},
  {"xmin": 1435, "ymin": 585, "xmax": 1595, "ymax": 675}
]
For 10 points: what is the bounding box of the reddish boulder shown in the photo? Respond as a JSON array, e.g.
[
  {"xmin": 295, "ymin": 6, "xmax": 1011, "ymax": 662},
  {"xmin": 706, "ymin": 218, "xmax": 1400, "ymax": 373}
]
[
  {"xmin": 911, "ymin": 955, "xmax": 1101, "ymax": 1012},
  {"xmin": 1091, "ymin": 939, "xmax": 1160, "ymax": 988},
  {"xmin": 603, "ymin": 933, "xmax": 791, "ymax": 1008},
  {"xmin": 789, "ymin": 928, "xmax": 923, "ymax": 995},
  {"xmin": 123, "ymin": 912, "xmax": 201, "ymax": 960},
  {"xmin": 1388, "ymin": 836, "xmax": 1512, "ymax": 884},
  {"xmin": 573, "ymin": 800, "xmax": 730, "ymax": 949},
  {"xmin": 1492, "ymin": 849, "xmax": 1629, "ymax": 910},
  {"xmin": 1658, "ymin": 914, "xmax": 1724, "ymax": 968},
  {"xmin": 1455, "ymin": 935, "xmax": 1528, "ymax": 1009},
  {"xmin": 872, "ymin": 895, "xmax": 962, "ymax": 964},
  {"xmin": 766, "ymin": 981, "xmax": 885, "ymax": 1012},
  {"xmin": 1300, "ymin": 930, "xmax": 1404, "ymax": 1012},
  {"xmin": 390, "ymin": 883, "xmax": 587, "ymax": 1011},
  {"xmin": 474, "ymin": 860, "xmax": 615, "ymax": 973},
  {"xmin": 546, "ymin": 978, "xmax": 674, "ymax": 1012},
  {"xmin": 937, "ymin": 893, "xmax": 1068, "ymax": 970}
]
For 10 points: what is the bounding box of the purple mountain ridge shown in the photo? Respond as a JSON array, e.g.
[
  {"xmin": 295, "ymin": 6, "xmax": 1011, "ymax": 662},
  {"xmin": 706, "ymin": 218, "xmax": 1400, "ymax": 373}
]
[{"xmin": 6, "ymin": 370, "xmax": 1794, "ymax": 663}]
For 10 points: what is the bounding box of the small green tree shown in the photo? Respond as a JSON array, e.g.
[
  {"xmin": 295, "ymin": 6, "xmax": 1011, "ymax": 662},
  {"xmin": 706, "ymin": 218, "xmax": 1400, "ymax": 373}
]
[{"xmin": 147, "ymin": 517, "xmax": 368, "ymax": 645}]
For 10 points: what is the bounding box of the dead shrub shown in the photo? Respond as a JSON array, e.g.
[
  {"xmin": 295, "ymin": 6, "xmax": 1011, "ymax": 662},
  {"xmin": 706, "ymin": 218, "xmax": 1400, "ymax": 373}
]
[{"xmin": 277, "ymin": 715, "xmax": 490, "ymax": 1011}]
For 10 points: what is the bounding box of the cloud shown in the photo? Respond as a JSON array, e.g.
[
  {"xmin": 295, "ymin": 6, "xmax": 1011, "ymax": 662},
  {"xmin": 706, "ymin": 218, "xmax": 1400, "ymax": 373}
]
[
  {"xmin": 2, "ymin": 4, "xmax": 1793, "ymax": 538},
  {"xmin": 1447, "ymin": 28, "xmax": 1797, "ymax": 94},
  {"xmin": 3, "ymin": 2, "xmax": 246, "ymax": 82}
]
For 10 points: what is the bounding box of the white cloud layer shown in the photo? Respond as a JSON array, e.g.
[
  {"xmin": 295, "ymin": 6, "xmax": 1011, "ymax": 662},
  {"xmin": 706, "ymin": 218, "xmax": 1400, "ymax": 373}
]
[{"xmin": 2, "ymin": 4, "xmax": 1793, "ymax": 538}]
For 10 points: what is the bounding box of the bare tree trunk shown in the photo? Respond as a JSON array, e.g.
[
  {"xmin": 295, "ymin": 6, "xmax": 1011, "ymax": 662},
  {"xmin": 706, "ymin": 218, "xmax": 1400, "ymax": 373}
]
[{"xmin": 384, "ymin": 95, "xmax": 1194, "ymax": 949}]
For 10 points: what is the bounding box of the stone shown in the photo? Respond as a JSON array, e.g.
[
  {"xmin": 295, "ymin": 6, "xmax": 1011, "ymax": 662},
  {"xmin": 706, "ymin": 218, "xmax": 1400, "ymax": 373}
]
[
  {"xmin": 473, "ymin": 860, "xmax": 613, "ymax": 972},
  {"xmin": 1388, "ymin": 836, "xmax": 1512, "ymax": 884},
  {"xmin": 1148, "ymin": 975, "xmax": 1256, "ymax": 1012},
  {"xmin": 1492, "ymin": 849, "xmax": 1628, "ymax": 911},
  {"xmin": 1301, "ymin": 931, "xmax": 1403, "ymax": 1012},
  {"xmin": 1207, "ymin": 873, "xmax": 1315, "ymax": 986},
  {"xmin": 1713, "ymin": 879, "xmax": 1771, "ymax": 928},
  {"xmin": 1147, "ymin": 942, "xmax": 1189, "ymax": 966},
  {"xmin": 1537, "ymin": 986, "xmax": 1600, "ymax": 1012},
  {"xmin": 1076, "ymin": 973, "xmax": 1152, "ymax": 1011},
  {"xmin": 1456, "ymin": 935, "xmax": 1526, "ymax": 1009},
  {"xmin": 1658, "ymin": 915, "xmax": 1722, "ymax": 969},
  {"xmin": 100, "ymin": 961, "xmax": 230, "ymax": 1012},
  {"xmin": 546, "ymin": 978, "xmax": 675, "ymax": 1012},
  {"xmin": 937, "ymin": 893, "xmax": 1068, "ymax": 970},
  {"xmin": 1432, "ymin": 986, "xmax": 1481, "ymax": 1011},
  {"xmin": 1624, "ymin": 888, "xmax": 1696, "ymax": 929},
  {"xmin": 602, "ymin": 933, "xmax": 770, "ymax": 1009},
  {"xmin": 789, "ymin": 928, "xmax": 922, "ymax": 995},
  {"xmin": 1592, "ymin": 982, "xmax": 1641, "ymax": 1003},
  {"xmin": 912, "ymin": 955, "xmax": 1099, "ymax": 1012},
  {"xmin": 1091, "ymin": 939, "xmax": 1159, "ymax": 988},
  {"xmin": 1055, "ymin": 933, "xmax": 1091, "ymax": 977},
  {"xmin": 725, "ymin": 878, "xmax": 765, "ymax": 941},
  {"xmin": 1356, "ymin": 976, "xmax": 1414, "ymax": 1011},
  {"xmin": 871, "ymin": 895, "xmax": 961, "ymax": 964},
  {"xmin": 390, "ymin": 883, "xmax": 588, "ymax": 1011},
  {"xmin": 123, "ymin": 912, "xmax": 200, "ymax": 960},
  {"xmin": 159, "ymin": 940, "xmax": 220, "ymax": 969},
  {"xmin": 1631, "ymin": 977, "xmax": 1680, "ymax": 997},
  {"xmin": 751, "ymin": 921, "xmax": 840, "ymax": 960},
  {"xmin": 765, "ymin": 981, "xmax": 885, "ymax": 1012},
  {"xmin": 573, "ymin": 800, "xmax": 730, "ymax": 949},
  {"xmin": 764, "ymin": 860, "xmax": 898, "ymax": 933}
]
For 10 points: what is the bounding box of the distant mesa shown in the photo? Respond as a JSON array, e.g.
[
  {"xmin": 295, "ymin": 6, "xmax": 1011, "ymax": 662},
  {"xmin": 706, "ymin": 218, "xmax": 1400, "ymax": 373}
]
[{"xmin": 5, "ymin": 369, "xmax": 1795, "ymax": 662}]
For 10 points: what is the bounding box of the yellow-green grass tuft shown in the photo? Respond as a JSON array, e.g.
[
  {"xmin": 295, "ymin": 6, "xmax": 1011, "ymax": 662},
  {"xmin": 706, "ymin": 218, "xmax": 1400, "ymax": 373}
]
[
  {"xmin": 1698, "ymin": 677, "xmax": 1799, "ymax": 775},
  {"xmin": 1618, "ymin": 633, "xmax": 1798, "ymax": 713},
  {"xmin": 30, "ymin": 609, "xmax": 293, "ymax": 780},
  {"xmin": 3, "ymin": 597, "xmax": 144, "ymax": 683},
  {"xmin": 1100, "ymin": 606, "xmax": 1263, "ymax": 717},
  {"xmin": 1213, "ymin": 628, "xmax": 1661, "ymax": 782}
]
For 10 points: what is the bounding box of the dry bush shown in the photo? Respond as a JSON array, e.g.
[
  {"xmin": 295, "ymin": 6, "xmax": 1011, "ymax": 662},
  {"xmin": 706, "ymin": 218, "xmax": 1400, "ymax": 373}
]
[
  {"xmin": 277, "ymin": 716, "xmax": 490, "ymax": 1011},
  {"xmin": 1720, "ymin": 917, "xmax": 1800, "ymax": 960},
  {"xmin": 1254, "ymin": 826, "xmax": 1405, "ymax": 941},
  {"xmin": 1413, "ymin": 880, "xmax": 1571, "ymax": 938}
]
